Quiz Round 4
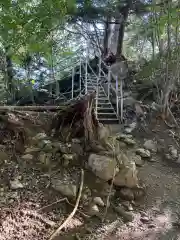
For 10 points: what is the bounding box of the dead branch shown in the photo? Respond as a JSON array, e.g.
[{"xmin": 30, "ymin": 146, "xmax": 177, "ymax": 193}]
[
  {"xmin": 48, "ymin": 169, "xmax": 84, "ymax": 240},
  {"xmin": 0, "ymin": 105, "xmax": 62, "ymax": 112},
  {"xmin": 38, "ymin": 197, "xmax": 89, "ymax": 218}
]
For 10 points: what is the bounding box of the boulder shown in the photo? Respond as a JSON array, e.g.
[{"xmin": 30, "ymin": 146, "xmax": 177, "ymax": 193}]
[
  {"xmin": 136, "ymin": 148, "xmax": 151, "ymax": 158},
  {"xmin": 119, "ymin": 187, "xmax": 134, "ymax": 201},
  {"xmin": 21, "ymin": 154, "xmax": 33, "ymax": 160},
  {"xmin": 93, "ymin": 197, "xmax": 105, "ymax": 207},
  {"xmin": 32, "ymin": 132, "xmax": 47, "ymax": 141},
  {"xmin": 25, "ymin": 147, "xmax": 40, "ymax": 154},
  {"xmin": 72, "ymin": 138, "xmax": 81, "ymax": 144},
  {"xmin": 71, "ymin": 143, "xmax": 83, "ymax": 155},
  {"xmin": 177, "ymin": 154, "xmax": 180, "ymax": 164},
  {"xmin": 97, "ymin": 123, "xmax": 111, "ymax": 141},
  {"xmin": 10, "ymin": 179, "xmax": 24, "ymax": 190},
  {"xmin": 39, "ymin": 152, "xmax": 51, "ymax": 166},
  {"xmin": 128, "ymin": 152, "xmax": 144, "ymax": 167},
  {"xmin": 0, "ymin": 151, "xmax": 8, "ymax": 162},
  {"xmin": 63, "ymin": 154, "xmax": 75, "ymax": 160},
  {"xmin": 116, "ymin": 134, "xmax": 133, "ymax": 141},
  {"xmin": 52, "ymin": 180, "xmax": 77, "ymax": 199},
  {"xmin": 88, "ymin": 153, "xmax": 117, "ymax": 181},
  {"xmin": 143, "ymin": 140, "xmax": 157, "ymax": 153},
  {"xmin": 124, "ymin": 122, "xmax": 137, "ymax": 133},
  {"xmin": 52, "ymin": 142, "xmax": 71, "ymax": 154},
  {"xmin": 169, "ymin": 145, "xmax": 178, "ymax": 159},
  {"xmin": 107, "ymin": 136, "xmax": 127, "ymax": 152},
  {"xmin": 114, "ymin": 160, "xmax": 138, "ymax": 188},
  {"xmin": 62, "ymin": 154, "xmax": 76, "ymax": 167},
  {"xmin": 123, "ymin": 138, "xmax": 136, "ymax": 146},
  {"xmin": 88, "ymin": 203, "xmax": 100, "ymax": 216}
]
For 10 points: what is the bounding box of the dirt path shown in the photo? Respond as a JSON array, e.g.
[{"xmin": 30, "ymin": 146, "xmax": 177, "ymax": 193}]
[
  {"xmin": 1, "ymin": 120, "xmax": 180, "ymax": 240},
  {"xmin": 83, "ymin": 156, "xmax": 180, "ymax": 240},
  {"xmin": 83, "ymin": 124, "xmax": 180, "ymax": 240}
]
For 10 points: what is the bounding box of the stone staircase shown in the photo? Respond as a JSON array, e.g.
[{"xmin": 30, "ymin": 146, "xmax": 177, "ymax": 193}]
[{"xmin": 86, "ymin": 75, "xmax": 119, "ymax": 124}]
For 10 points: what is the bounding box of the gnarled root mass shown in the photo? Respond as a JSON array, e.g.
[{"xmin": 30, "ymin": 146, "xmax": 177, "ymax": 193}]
[
  {"xmin": 0, "ymin": 111, "xmax": 26, "ymax": 152},
  {"xmin": 50, "ymin": 93, "xmax": 99, "ymax": 143}
]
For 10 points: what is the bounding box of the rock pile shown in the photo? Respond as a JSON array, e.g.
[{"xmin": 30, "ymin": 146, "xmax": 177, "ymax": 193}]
[{"xmin": 19, "ymin": 122, "xmax": 148, "ymax": 221}]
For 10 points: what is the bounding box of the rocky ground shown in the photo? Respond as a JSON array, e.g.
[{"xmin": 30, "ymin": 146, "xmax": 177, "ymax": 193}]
[{"xmin": 1, "ymin": 112, "xmax": 180, "ymax": 240}]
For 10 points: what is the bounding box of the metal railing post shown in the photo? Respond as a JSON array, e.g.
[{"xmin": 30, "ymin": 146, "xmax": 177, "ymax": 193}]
[
  {"xmin": 108, "ymin": 66, "xmax": 111, "ymax": 99},
  {"xmin": 71, "ymin": 67, "xmax": 74, "ymax": 99},
  {"xmin": 116, "ymin": 76, "xmax": 119, "ymax": 118},
  {"xmin": 120, "ymin": 79, "xmax": 123, "ymax": 122},
  {"xmin": 49, "ymin": 84, "xmax": 52, "ymax": 95},
  {"xmin": 85, "ymin": 51, "xmax": 88, "ymax": 94},
  {"xmin": 55, "ymin": 81, "xmax": 59, "ymax": 97},
  {"xmin": 98, "ymin": 56, "xmax": 102, "ymax": 80},
  {"xmin": 79, "ymin": 57, "xmax": 82, "ymax": 94},
  {"xmin": 96, "ymin": 56, "xmax": 102, "ymax": 118}
]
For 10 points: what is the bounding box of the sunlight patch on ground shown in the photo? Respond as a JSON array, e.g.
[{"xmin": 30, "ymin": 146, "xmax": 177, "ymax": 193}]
[
  {"xmin": 85, "ymin": 207, "xmax": 174, "ymax": 240},
  {"xmin": 0, "ymin": 202, "xmax": 54, "ymax": 240}
]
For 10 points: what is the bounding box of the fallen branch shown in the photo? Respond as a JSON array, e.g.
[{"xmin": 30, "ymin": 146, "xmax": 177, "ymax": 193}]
[
  {"xmin": 48, "ymin": 169, "xmax": 84, "ymax": 240},
  {"xmin": 37, "ymin": 198, "xmax": 67, "ymax": 212},
  {"xmin": 38, "ymin": 197, "xmax": 89, "ymax": 218},
  {"xmin": 0, "ymin": 105, "xmax": 62, "ymax": 111}
]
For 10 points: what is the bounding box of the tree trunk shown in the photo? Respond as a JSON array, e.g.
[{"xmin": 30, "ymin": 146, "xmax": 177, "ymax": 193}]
[
  {"xmin": 103, "ymin": 17, "xmax": 111, "ymax": 57},
  {"xmin": 116, "ymin": 5, "xmax": 130, "ymax": 57},
  {"xmin": 107, "ymin": 3, "xmax": 130, "ymax": 56},
  {"xmin": 5, "ymin": 46, "xmax": 14, "ymax": 97}
]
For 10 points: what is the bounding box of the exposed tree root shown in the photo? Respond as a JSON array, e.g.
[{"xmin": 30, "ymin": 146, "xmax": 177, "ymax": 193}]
[
  {"xmin": 50, "ymin": 93, "xmax": 99, "ymax": 142},
  {"xmin": 49, "ymin": 169, "xmax": 84, "ymax": 240}
]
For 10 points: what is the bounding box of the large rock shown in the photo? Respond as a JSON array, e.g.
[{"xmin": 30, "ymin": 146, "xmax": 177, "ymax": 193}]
[
  {"xmin": 123, "ymin": 138, "xmax": 136, "ymax": 146},
  {"xmin": 52, "ymin": 180, "xmax": 77, "ymax": 199},
  {"xmin": 118, "ymin": 187, "xmax": 134, "ymax": 201},
  {"xmin": 97, "ymin": 123, "xmax": 111, "ymax": 141},
  {"xmin": 169, "ymin": 145, "xmax": 178, "ymax": 159},
  {"xmin": 88, "ymin": 153, "xmax": 117, "ymax": 181},
  {"xmin": 33, "ymin": 132, "xmax": 47, "ymax": 141},
  {"xmin": 143, "ymin": 140, "xmax": 157, "ymax": 153},
  {"xmin": 52, "ymin": 142, "xmax": 71, "ymax": 154},
  {"xmin": 136, "ymin": 148, "xmax": 151, "ymax": 158},
  {"xmin": 71, "ymin": 143, "xmax": 83, "ymax": 155},
  {"xmin": 25, "ymin": 147, "xmax": 40, "ymax": 154},
  {"xmin": 127, "ymin": 152, "xmax": 144, "ymax": 167},
  {"xmin": 114, "ymin": 160, "xmax": 138, "ymax": 188},
  {"xmin": 93, "ymin": 197, "xmax": 105, "ymax": 207},
  {"xmin": 107, "ymin": 136, "xmax": 127, "ymax": 152},
  {"xmin": 88, "ymin": 203, "xmax": 100, "ymax": 216},
  {"xmin": 62, "ymin": 154, "xmax": 77, "ymax": 167},
  {"xmin": 0, "ymin": 151, "xmax": 8, "ymax": 162},
  {"xmin": 10, "ymin": 178, "xmax": 24, "ymax": 190},
  {"xmin": 124, "ymin": 122, "xmax": 137, "ymax": 134},
  {"xmin": 116, "ymin": 134, "xmax": 133, "ymax": 141},
  {"xmin": 21, "ymin": 154, "xmax": 33, "ymax": 160},
  {"xmin": 39, "ymin": 152, "xmax": 51, "ymax": 166}
]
